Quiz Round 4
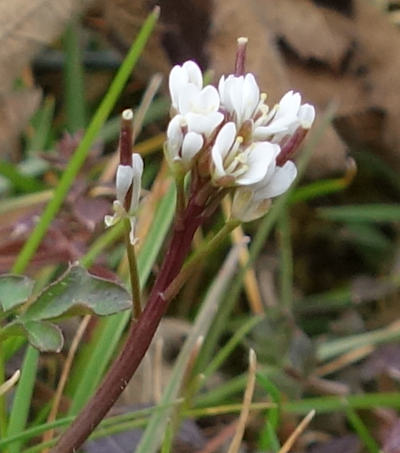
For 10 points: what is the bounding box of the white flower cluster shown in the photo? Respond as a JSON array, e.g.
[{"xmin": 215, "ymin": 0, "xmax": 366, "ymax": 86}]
[{"xmin": 165, "ymin": 60, "xmax": 315, "ymax": 221}]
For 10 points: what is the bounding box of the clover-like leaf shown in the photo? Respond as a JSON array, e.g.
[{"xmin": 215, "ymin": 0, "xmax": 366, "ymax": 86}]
[
  {"xmin": 22, "ymin": 265, "xmax": 131, "ymax": 322},
  {"xmin": 20, "ymin": 320, "xmax": 64, "ymax": 352},
  {"xmin": 0, "ymin": 320, "xmax": 63, "ymax": 352},
  {"xmin": 0, "ymin": 275, "xmax": 34, "ymax": 311}
]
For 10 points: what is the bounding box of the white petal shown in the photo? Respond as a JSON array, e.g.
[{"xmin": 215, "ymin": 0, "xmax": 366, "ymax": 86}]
[
  {"xmin": 185, "ymin": 111, "xmax": 224, "ymax": 136},
  {"xmin": 116, "ymin": 165, "xmax": 134, "ymax": 205},
  {"xmin": 229, "ymin": 76, "xmax": 245, "ymax": 121},
  {"xmin": 130, "ymin": 154, "xmax": 143, "ymax": 211},
  {"xmin": 211, "ymin": 122, "xmax": 236, "ymax": 179},
  {"xmin": 298, "ymin": 104, "xmax": 315, "ymax": 129},
  {"xmin": 166, "ymin": 115, "xmax": 184, "ymax": 159},
  {"xmin": 256, "ymin": 160, "xmax": 297, "ymax": 199},
  {"xmin": 235, "ymin": 142, "xmax": 274, "ymax": 185},
  {"xmin": 181, "ymin": 132, "xmax": 203, "ymax": 167},
  {"xmin": 178, "ymin": 83, "xmax": 201, "ymax": 115},
  {"xmin": 169, "ymin": 65, "xmax": 187, "ymax": 108},
  {"xmin": 218, "ymin": 75, "xmax": 226, "ymax": 104},
  {"xmin": 253, "ymin": 119, "xmax": 290, "ymax": 140},
  {"xmin": 182, "ymin": 60, "xmax": 203, "ymax": 88},
  {"xmin": 219, "ymin": 75, "xmax": 236, "ymax": 113},
  {"xmin": 211, "ymin": 149, "xmax": 226, "ymax": 180},
  {"xmin": 214, "ymin": 122, "xmax": 237, "ymax": 159},
  {"xmin": 242, "ymin": 74, "xmax": 260, "ymax": 121},
  {"xmin": 276, "ymin": 91, "xmax": 301, "ymax": 119},
  {"xmin": 195, "ymin": 85, "xmax": 220, "ymax": 113},
  {"xmin": 132, "ymin": 153, "xmax": 144, "ymax": 177}
]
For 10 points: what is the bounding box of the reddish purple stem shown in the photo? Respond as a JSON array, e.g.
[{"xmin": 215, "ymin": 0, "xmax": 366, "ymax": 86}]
[{"xmin": 52, "ymin": 190, "xmax": 207, "ymax": 453}]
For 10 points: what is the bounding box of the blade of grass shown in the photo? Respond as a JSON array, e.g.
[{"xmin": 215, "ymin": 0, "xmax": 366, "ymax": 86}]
[
  {"xmin": 26, "ymin": 96, "xmax": 55, "ymax": 153},
  {"xmin": 11, "ymin": 6, "xmax": 159, "ymax": 275},
  {"xmin": 289, "ymin": 178, "xmax": 348, "ymax": 204},
  {"xmin": 63, "ymin": 18, "xmax": 86, "ymax": 132},
  {"xmin": 289, "ymin": 157, "xmax": 355, "ymax": 204},
  {"xmin": 202, "ymin": 316, "xmax": 263, "ymax": 380},
  {"xmin": 318, "ymin": 319, "xmax": 400, "ymax": 361},
  {"xmin": 0, "ymin": 401, "xmax": 181, "ymax": 450},
  {"xmin": 319, "ymin": 204, "xmax": 400, "ymax": 223},
  {"xmin": 0, "ymin": 190, "xmax": 53, "ymax": 215},
  {"xmin": 345, "ymin": 405, "xmax": 380, "ymax": 453},
  {"xmin": 5, "ymin": 347, "xmax": 39, "ymax": 453},
  {"xmin": 0, "ymin": 343, "xmax": 7, "ymax": 436},
  {"xmin": 278, "ymin": 207, "xmax": 293, "ymax": 309},
  {"xmin": 256, "ymin": 372, "xmax": 281, "ymax": 451},
  {"xmin": 0, "ymin": 161, "xmax": 44, "ymax": 192}
]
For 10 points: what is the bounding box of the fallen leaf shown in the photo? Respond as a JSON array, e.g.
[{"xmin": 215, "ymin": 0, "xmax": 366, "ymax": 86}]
[
  {"xmin": 261, "ymin": 0, "xmax": 351, "ymax": 69},
  {"xmin": 101, "ymin": 0, "xmax": 170, "ymax": 76},
  {"xmin": 0, "ymin": 89, "xmax": 41, "ymax": 155},
  {"xmin": 0, "ymin": 0, "xmax": 94, "ymax": 93},
  {"xmin": 351, "ymin": 0, "xmax": 400, "ymax": 165}
]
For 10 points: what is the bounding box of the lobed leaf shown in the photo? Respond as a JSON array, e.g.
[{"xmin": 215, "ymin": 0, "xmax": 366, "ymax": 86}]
[
  {"xmin": 0, "ymin": 275, "xmax": 34, "ymax": 311},
  {"xmin": 22, "ymin": 265, "xmax": 131, "ymax": 322}
]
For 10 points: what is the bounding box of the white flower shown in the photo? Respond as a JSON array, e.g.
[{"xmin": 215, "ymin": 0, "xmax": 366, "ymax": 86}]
[
  {"xmin": 168, "ymin": 61, "xmax": 224, "ymax": 137},
  {"xmin": 231, "ymin": 160, "xmax": 297, "ymax": 222},
  {"xmin": 179, "ymin": 85, "xmax": 223, "ymax": 136},
  {"xmin": 211, "ymin": 122, "xmax": 280, "ymax": 187},
  {"xmin": 105, "ymin": 153, "xmax": 143, "ymax": 243},
  {"xmin": 165, "ymin": 114, "xmax": 203, "ymax": 172},
  {"xmin": 169, "ymin": 60, "xmax": 203, "ymax": 111},
  {"xmin": 166, "ymin": 56, "xmax": 315, "ymax": 223},
  {"xmin": 254, "ymin": 91, "xmax": 315, "ymax": 143},
  {"xmin": 218, "ymin": 73, "xmax": 260, "ymax": 125}
]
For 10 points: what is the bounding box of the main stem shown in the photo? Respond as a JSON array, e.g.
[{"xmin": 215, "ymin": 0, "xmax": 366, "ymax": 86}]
[{"xmin": 53, "ymin": 192, "xmax": 207, "ymax": 453}]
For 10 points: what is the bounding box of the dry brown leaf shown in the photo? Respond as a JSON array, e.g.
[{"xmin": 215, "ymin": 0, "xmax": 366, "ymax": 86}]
[
  {"xmin": 101, "ymin": 0, "xmax": 212, "ymax": 78},
  {"xmin": 0, "ymin": 0, "xmax": 93, "ymax": 93},
  {"xmin": 351, "ymin": 0, "xmax": 400, "ymax": 165},
  {"xmin": 0, "ymin": 89, "xmax": 41, "ymax": 154},
  {"xmin": 208, "ymin": 0, "xmax": 289, "ymax": 94},
  {"xmin": 260, "ymin": 0, "xmax": 351, "ymax": 69},
  {"xmin": 101, "ymin": 0, "xmax": 170, "ymax": 77}
]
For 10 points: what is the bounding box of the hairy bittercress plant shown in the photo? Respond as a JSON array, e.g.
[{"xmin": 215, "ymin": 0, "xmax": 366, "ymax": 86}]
[{"xmin": 38, "ymin": 37, "xmax": 315, "ymax": 453}]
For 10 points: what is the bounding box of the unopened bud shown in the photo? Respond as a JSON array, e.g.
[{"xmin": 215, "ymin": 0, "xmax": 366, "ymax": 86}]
[
  {"xmin": 235, "ymin": 37, "xmax": 248, "ymax": 76},
  {"xmin": 120, "ymin": 109, "xmax": 133, "ymax": 166},
  {"xmin": 276, "ymin": 127, "xmax": 308, "ymax": 167}
]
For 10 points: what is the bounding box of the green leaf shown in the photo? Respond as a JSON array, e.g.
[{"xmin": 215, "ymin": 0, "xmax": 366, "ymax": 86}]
[
  {"xmin": 0, "ymin": 275, "xmax": 34, "ymax": 311},
  {"xmin": 22, "ymin": 265, "xmax": 131, "ymax": 322},
  {"xmin": 0, "ymin": 320, "xmax": 63, "ymax": 353},
  {"xmin": 20, "ymin": 321, "xmax": 63, "ymax": 353}
]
